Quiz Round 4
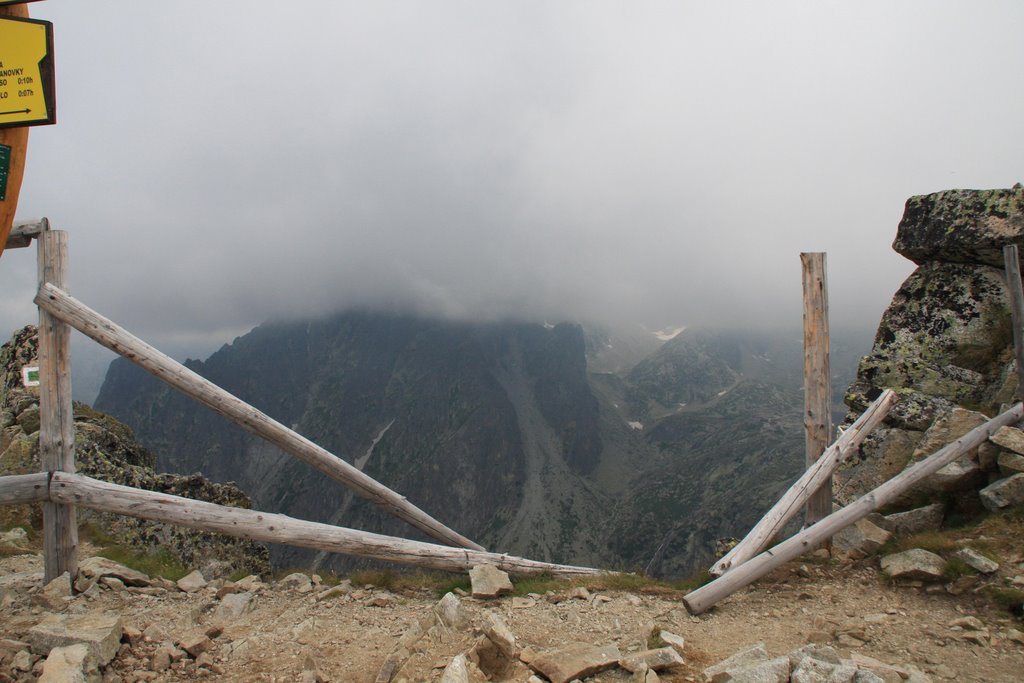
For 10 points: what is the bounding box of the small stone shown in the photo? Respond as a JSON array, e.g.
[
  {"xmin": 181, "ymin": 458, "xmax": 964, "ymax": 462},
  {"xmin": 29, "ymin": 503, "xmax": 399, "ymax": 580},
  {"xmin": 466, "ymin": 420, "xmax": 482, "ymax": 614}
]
[
  {"xmin": 34, "ymin": 572, "xmax": 73, "ymax": 610},
  {"xmin": 121, "ymin": 625, "xmax": 143, "ymax": 645},
  {"xmin": 367, "ymin": 595, "xmax": 393, "ymax": 607},
  {"xmin": 316, "ymin": 584, "xmax": 350, "ymax": 601},
  {"xmin": 77, "ymin": 557, "xmax": 151, "ymax": 587},
  {"xmin": 989, "ymin": 426, "xmax": 1024, "ymax": 455},
  {"xmin": 702, "ymin": 643, "xmax": 769, "ymax": 681},
  {"xmin": 883, "ymin": 504, "xmax": 945, "ymax": 537},
  {"xmin": 1006, "ymin": 628, "xmax": 1024, "ymax": 644},
  {"xmin": 880, "ymin": 549, "xmax": 946, "ymax": 582},
  {"xmin": 483, "ymin": 612, "xmax": 518, "ymax": 658},
  {"xmin": 657, "ymin": 630, "xmax": 685, "ymax": 655},
  {"xmin": 38, "ymin": 643, "xmax": 99, "ymax": 683},
  {"xmin": 279, "ymin": 572, "xmax": 313, "ymax": 593},
  {"xmin": 618, "ymin": 647, "xmax": 684, "ymax": 673},
  {"xmin": 568, "ymin": 586, "xmax": 591, "ymax": 601},
  {"xmin": 12, "ymin": 649, "xmax": 33, "ymax": 672},
  {"xmin": 469, "ymin": 564, "xmax": 513, "ymax": 599},
  {"xmin": 434, "ymin": 592, "xmax": 470, "ymax": 630},
  {"xmin": 526, "ymin": 642, "xmax": 621, "ymax": 683},
  {"xmin": 176, "ymin": 570, "xmax": 207, "ymax": 594},
  {"xmin": 27, "ymin": 612, "xmax": 123, "ymax": 666},
  {"xmin": 979, "ymin": 473, "xmax": 1024, "ymax": 511},
  {"xmin": 99, "ymin": 576, "xmax": 125, "ymax": 592},
  {"xmin": 786, "ymin": 644, "xmax": 840, "ymax": 669},
  {"xmin": 440, "ymin": 653, "xmax": 470, "ymax": 683},
  {"xmin": 178, "ymin": 634, "xmax": 213, "ymax": 658},
  {"xmin": 212, "ymin": 592, "xmax": 254, "ymax": 622},
  {"xmin": 950, "ymin": 548, "xmax": 998, "ymax": 574},
  {"xmin": 996, "ymin": 450, "xmax": 1024, "ymax": 475},
  {"xmin": 511, "ymin": 597, "xmax": 536, "ymax": 609}
]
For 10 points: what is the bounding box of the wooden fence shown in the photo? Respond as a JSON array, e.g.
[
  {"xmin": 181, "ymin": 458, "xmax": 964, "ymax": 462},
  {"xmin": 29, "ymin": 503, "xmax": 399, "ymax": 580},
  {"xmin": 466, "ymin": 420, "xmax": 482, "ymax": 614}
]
[
  {"xmin": 2, "ymin": 224, "xmax": 604, "ymax": 580},
  {"xmin": 4, "ymin": 225, "xmax": 1023, "ymax": 611}
]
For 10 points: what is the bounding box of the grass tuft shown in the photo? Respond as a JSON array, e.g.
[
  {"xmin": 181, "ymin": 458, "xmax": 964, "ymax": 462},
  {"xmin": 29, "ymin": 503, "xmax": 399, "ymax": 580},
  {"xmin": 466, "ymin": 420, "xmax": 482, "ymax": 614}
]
[{"xmin": 95, "ymin": 546, "xmax": 190, "ymax": 581}]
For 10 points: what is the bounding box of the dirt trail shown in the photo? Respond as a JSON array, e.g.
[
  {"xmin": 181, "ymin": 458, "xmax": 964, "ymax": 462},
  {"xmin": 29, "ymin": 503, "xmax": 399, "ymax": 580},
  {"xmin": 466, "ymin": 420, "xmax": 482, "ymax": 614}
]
[{"xmin": 1, "ymin": 547, "xmax": 1022, "ymax": 682}]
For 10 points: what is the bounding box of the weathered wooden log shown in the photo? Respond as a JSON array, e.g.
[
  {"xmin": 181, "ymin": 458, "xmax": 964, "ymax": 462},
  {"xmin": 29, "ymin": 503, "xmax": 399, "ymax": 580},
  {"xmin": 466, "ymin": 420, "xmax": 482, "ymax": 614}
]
[
  {"xmin": 711, "ymin": 388, "xmax": 896, "ymax": 576},
  {"xmin": 37, "ymin": 229, "xmax": 78, "ymax": 582},
  {"xmin": 801, "ymin": 252, "xmax": 832, "ymax": 527},
  {"xmin": 49, "ymin": 472, "xmax": 605, "ymax": 577},
  {"xmin": 34, "ymin": 282, "xmax": 484, "ymax": 552},
  {"xmin": 684, "ymin": 402, "xmax": 1024, "ymax": 614},
  {"xmin": 3, "ymin": 219, "xmax": 45, "ymax": 250},
  {"xmin": 1003, "ymin": 245, "xmax": 1024, "ymax": 401},
  {"xmin": 0, "ymin": 473, "xmax": 50, "ymax": 505}
]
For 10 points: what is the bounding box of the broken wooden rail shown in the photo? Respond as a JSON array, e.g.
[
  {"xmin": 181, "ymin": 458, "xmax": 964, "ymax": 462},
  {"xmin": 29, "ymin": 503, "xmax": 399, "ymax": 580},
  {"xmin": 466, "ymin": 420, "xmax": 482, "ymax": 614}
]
[
  {"xmin": 684, "ymin": 401, "xmax": 1024, "ymax": 614},
  {"xmin": 21, "ymin": 472, "xmax": 602, "ymax": 577},
  {"xmin": 34, "ymin": 281, "xmax": 483, "ymax": 553},
  {"xmin": 711, "ymin": 388, "xmax": 896, "ymax": 576}
]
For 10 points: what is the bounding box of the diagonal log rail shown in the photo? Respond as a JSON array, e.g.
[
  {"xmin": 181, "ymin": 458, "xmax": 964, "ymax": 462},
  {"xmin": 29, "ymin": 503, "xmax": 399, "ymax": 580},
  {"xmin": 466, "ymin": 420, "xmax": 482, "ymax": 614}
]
[
  {"xmin": 34, "ymin": 282, "xmax": 484, "ymax": 552},
  {"xmin": 685, "ymin": 401, "xmax": 1024, "ymax": 614},
  {"xmin": 710, "ymin": 388, "xmax": 897, "ymax": 576},
  {"xmin": 47, "ymin": 472, "xmax": 604, "ymax": 577}
]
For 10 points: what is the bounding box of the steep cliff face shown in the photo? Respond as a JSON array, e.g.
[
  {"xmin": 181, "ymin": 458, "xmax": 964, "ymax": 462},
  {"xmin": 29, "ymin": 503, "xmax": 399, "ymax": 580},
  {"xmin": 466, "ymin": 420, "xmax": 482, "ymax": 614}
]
[
  {"xmin": 839, "ymin": 185, "xmax": 1024, "ymax": 502},
  {"xmin": 0, "ymin": 326, "xmax": 270, "ymax": 576},
  {"xmin": 96, "ymin": 314, "xmax": 617, "ymax": 571}
]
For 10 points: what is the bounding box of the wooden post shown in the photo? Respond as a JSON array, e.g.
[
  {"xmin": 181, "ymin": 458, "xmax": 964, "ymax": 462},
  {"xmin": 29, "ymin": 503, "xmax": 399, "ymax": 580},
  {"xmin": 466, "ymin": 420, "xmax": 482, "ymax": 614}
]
[
  {"xmin": 37, "ymin": 227, "xmax": 78, "ymax": 581},
  {"xmin": 0, "ymin": 4, "xmax": 31, "ymax": 258},
  {"xmin": 710, "ymin": 389, "xmax": 896, "ymax": 576},
  {"xmin": 34, "ymin": 283, "xmax": 485, "ymax": 552},
  {"xmin": 49, "ymin": 472, "xmax": 607, "ymax": 578},
  {"xmin": 801, "ymin": 252, "xmax": 832, "ymax": 528},
  {"xmin": 684, "ymin": 402, "xmax": 1024, "ymax": 614},
  {"xmin": 1003, "ymin": 245, "xmax": 1024, "ymax": 401}
]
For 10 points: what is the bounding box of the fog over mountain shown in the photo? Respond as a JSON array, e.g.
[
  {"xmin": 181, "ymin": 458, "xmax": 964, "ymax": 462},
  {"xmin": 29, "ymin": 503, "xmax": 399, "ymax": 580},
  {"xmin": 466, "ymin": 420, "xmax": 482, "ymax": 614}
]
[{"xmin": 2, "ymin": 1, "xmax": 1023, "ymax": 369}]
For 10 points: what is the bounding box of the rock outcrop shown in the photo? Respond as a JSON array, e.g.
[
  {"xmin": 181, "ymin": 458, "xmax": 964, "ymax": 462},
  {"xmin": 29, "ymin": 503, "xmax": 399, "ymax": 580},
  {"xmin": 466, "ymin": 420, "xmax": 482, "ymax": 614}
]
[
  {"xmin": 0, "ymin": 326, "xmax": 270, "ymax": 576},
  {"xmin": 839, "ymin": 185, "xmax": 1024, "ymax": 517}
]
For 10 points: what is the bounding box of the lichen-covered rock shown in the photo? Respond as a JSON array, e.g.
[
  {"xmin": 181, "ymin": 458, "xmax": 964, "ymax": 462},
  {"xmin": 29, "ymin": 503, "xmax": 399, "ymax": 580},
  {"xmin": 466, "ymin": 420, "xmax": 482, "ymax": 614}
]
[
  {"xmin": 844, "ymin": 262, "xmax": 1014, "ymax": 428},
  {"xmin": 892, "ymin": 186, "xmax": 1024, "ymax": 267},
  {"xmin": 0, "ymin": 326, "xmax": 270, "ymax": 577},
  {"xmin": 839, "ymin": 189, "xmax": 1024, "ymax": 502}
]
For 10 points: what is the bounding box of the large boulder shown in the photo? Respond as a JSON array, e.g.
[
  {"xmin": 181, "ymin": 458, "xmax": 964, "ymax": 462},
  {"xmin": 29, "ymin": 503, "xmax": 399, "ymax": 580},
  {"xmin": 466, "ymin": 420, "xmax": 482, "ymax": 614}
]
[
  {"xmin": 893, "ymin": 185, "xmax": 1024, "ymax": 267},
  {"xmin": 838, "ymin": 186, "xmax": 1023, "ymax": 503}
]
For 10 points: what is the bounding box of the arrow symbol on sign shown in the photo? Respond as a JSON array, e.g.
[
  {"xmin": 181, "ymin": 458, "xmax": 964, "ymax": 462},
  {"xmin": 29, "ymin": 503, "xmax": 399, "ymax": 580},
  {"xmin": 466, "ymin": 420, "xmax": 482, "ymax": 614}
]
[{"xmin": 0, "ymin": 108, "xmax": 31, "ymax": 116}]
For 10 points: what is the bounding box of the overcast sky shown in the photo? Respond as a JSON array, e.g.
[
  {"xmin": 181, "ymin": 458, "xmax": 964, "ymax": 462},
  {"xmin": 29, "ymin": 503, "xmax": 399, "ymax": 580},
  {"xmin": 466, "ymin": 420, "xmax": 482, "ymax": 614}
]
[{"xmin": 2, "ymin": 1, "xmax": 1023, "ymax": 364}]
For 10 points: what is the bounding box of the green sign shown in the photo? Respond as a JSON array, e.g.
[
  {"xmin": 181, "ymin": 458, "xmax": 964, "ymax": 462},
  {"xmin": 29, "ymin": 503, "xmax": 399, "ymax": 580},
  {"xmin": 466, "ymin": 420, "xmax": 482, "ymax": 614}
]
[{"xmin": 0, "ymin": 143, "xmax": 9, "ymax": 200}]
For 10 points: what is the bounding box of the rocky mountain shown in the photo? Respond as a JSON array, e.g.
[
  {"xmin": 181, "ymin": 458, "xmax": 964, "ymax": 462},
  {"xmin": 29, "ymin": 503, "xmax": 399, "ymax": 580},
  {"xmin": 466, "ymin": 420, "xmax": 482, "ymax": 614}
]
[{"xmin": 92, "ymin": 308, "xmax": 869, "ymax": 578}]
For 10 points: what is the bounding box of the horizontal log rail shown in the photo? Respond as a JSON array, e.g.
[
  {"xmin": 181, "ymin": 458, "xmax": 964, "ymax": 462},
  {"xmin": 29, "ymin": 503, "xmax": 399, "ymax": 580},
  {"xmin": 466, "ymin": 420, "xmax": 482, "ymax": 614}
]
[
  {"xmin": 684, "ymin": 401, "xmax": 1024, "ymax": 614},
  {"xmin": 46, "ymin": 472, "xmax": 605, "ymax": 577},
  {"xmin": 35, "ymin": 282, "xmax": 483, "ymax": 552},
  {"xmin": 0, "ymin": 472, "xmax": 51, "ymax": 505},
  {"xmin": 711, "ymin": 389, "xmax": 896, "ymax": 576},
  {"xmin": 3, "ymin": 218, "xmax": 47, "ymax": 250}
]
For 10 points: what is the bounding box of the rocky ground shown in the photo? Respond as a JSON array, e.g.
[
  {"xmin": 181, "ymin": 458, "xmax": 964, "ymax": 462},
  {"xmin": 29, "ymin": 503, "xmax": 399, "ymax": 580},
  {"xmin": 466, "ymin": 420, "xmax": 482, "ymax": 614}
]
[{"xmin": 1, "ymin": 527, "xmax": 1022, "ymax": 683}]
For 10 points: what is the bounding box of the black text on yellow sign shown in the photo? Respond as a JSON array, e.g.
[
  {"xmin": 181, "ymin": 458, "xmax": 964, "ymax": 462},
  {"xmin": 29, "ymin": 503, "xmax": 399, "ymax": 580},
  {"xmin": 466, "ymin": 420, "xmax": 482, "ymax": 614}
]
[{"xmin": 0, "ymin": 15, "xmax": 55, "ymax": 129}]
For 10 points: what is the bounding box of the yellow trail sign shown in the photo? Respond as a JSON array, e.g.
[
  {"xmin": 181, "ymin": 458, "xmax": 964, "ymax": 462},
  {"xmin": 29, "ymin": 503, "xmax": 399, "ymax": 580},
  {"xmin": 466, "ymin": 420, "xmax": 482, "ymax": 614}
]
[{"xmin": 0, "ymin": 14, "xmax": 55, "ymax": 129}]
